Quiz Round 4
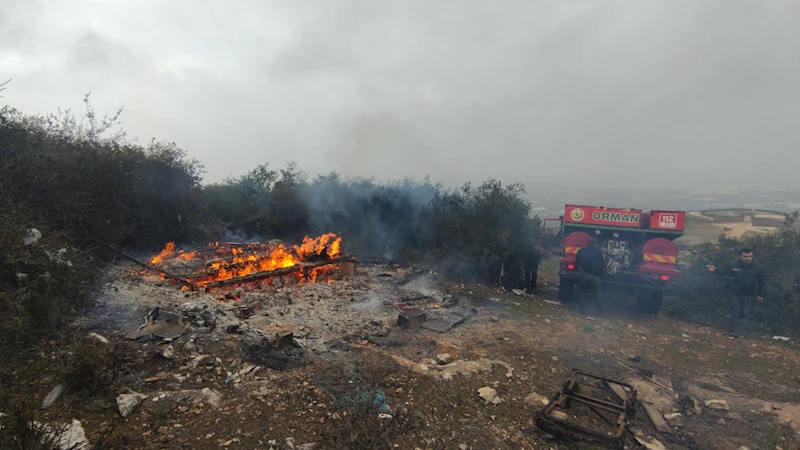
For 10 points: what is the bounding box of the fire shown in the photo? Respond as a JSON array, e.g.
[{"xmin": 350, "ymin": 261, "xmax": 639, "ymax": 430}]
[
  {"xmin": 149, "ymin": 233, "xmax": 343, "ymax": 289},
  {"xmin": 151, "ymin": 242, "xmax": 176, "ymax": 264}
]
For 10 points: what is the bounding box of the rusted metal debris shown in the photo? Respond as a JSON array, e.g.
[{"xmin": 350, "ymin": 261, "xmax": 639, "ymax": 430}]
[{"xmin": 535, "ymin": 370, "xmax": 637, "ymax": 449}]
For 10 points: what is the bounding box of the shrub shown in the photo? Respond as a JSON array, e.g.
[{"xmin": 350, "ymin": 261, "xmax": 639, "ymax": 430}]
[
  {"xmin": 415, "ymin": 179, "xmax": 541, "ymax": 286},
  {"xmin": 670, "ymin": 224, "xmax": 800, "ymax": 335}
]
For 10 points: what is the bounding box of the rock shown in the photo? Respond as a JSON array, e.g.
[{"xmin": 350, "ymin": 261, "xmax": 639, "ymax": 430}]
[
  {"xmin": 524, "ymin": 392, "xmax": 550, "ymax": 407},
  {"xmin": 550, "ymin": 410, "xmax": 568, "ymax": 421},
  {"xmin": 196, "ymin": 387, "xmax": 222, "ymax": 408},
  {"xmin": 628, "ymin": 354, "xmax": 642, "ymax": 362},
  {"xmin": 477, "ymin": 387, "xmax": 502, "ymax": 404},
  {"xmin": 705, "ymin": 399, "xmax": 730, "ymax": 410},
  {"xmin": 41, "ymin": 384, "xmax": 65, "ymax": 409},
  {"xmin": 738, "ymin": 447, "xmax": 751, "ymax": 450},
  {"xmin": 634, "ymin": 434, "xmax": 667, "ymax": 450},
  {"xmin": 117, "ymin": 391, "xmax": 147, "ymax": 417},
  {"xmin": 435, "ymin": 353, "xmax": 452, "ymax": 365},
  {"xmin": 717, "ymin": 418, "xmax": 726, "ymax": 425},
  {"xmin": 162, "ymin": 344, "xmax": 175, "ymax": 359},
  {"xmin": 87, "ymin": 332, "xmax": 110, "ymax": 344},
  {"xmin": 664, "ymin": 412, "xmax": 683, "ymax": 427},
  {"xmin": 680, "ymin": 395, "xmax": 702, "ymax": 416},
  {"xmin": 459, "ymin": 445, "xmax": 469, "ymax": 450}
]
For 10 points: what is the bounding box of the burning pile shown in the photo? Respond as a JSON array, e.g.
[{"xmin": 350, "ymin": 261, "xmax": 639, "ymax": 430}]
[{"xmin": 146, "ymin": 233, "xmax": 351, "ymax": 291}]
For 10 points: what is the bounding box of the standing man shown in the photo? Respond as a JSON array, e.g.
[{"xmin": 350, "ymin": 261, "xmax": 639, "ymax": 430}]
[
  {"xmin": 575, "ymin": 238, "xmax": 607, "ymax": 316},
  {"xmin": 524, "ymin": 246, "xmax": 541, "ymax": 292},
  {"xmin": 707, "ymin": 248, "xmax": 766, "ymax": 337}
]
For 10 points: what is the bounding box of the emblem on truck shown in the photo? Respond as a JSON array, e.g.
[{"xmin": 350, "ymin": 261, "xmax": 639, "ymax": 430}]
[
  {"xmin": 570, "ymin": 208, "xmax": 585, "ymax": 222},
  {"xmin": 658, "ymin": 213, "xmax": 677, "ymax": 228}
]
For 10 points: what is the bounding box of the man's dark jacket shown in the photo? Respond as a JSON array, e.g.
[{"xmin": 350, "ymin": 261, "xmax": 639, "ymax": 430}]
[
  {"xmin": 714, "ymin": 260, "xmax": 766, "ymax": 297},
  {"xmin": 575, "ymin": 246, "xmax": 605, "ymax": 277}
]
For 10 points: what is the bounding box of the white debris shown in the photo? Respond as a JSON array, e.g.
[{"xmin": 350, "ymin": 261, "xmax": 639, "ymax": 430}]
[
  {"xmin": 773, "ymin": 336, "xmax": 791, "ymax": 341},
  {"xmin": 24, "ymin": 228, "xmax": 42, "ymax": 246},
  {"xmin": 162, "ymin": 344, "xmax": 175, "ymax": 359},
  {"xmin": 87, "ymin": 332, "xmax": 109, "ymax": 344},
  {"xmin": 32, "ymin": 419, "xmax": 89, "ymax": 450},
  {"xmin": 41, "ymin": 384, "xmax": 65, "ymax": 409}
]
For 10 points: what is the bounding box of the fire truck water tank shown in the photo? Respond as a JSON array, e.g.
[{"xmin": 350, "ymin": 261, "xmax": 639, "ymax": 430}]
[{"xmin": 640, "ymin": 238, "xmax": 678, "ymax": 265}]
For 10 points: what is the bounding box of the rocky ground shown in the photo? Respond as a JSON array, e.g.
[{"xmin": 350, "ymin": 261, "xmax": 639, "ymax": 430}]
[{"xmin": 2, "ymin": 261, "xmax": 800, "ymax": 450}]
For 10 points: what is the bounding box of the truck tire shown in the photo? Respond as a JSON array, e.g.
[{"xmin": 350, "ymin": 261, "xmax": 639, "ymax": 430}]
[
  {"xmin": 636, "ymin": 290, "xmax": 663, "ymax": 315},
  {"xmin": 558, "ymin": 277, "xmax": 575, "ymax": 302}
]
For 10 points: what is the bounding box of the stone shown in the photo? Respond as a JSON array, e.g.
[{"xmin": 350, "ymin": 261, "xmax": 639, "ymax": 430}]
[
  {"xmin": 705, "ymin": 399, "xmax": 730, "ymax": 410},
  {"xmin": 435, "ymin": 353, "xmax": 452, "ymax": 365},
  {"xmin": 477, "ymin": 387, "xmax": 502, "ymax": 404},
  {"xmin": 664, "ymin": 412, "xmax": 683, "ymax": 427},
  {"xmin": 634, "ymin": 434, "xmax": 667, "ymax": 450},
  {"xmin": 524, "ymin": 392, "xmax": 550, "ymax": 407},
  {"xmin": 162, "ymin": 344, "xmax": 175, "ymax": 359},
  {"xmin": 117, "ymin": 391, "xmax": 147, "ymax": 417},
  {"xmin": 550, "ymin": 410, "xmax": 568, "ymax": 421}
]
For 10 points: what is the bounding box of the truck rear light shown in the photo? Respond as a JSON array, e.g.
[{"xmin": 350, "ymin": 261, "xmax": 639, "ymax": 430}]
[
  {"xmin": 660, "ymin": 275, "xmax": 670, "ymax": 281},
  {"xmin": 567, "ymin": 263, "xmax": 575, "ymax": 270}
]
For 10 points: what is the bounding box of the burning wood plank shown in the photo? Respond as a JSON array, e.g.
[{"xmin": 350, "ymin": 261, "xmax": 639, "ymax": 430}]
[
  {"xmin": 146, "ymin": 233, "xmax": 346, "ymax": 289},
  {"xmin": 201, "ymin": 256, "xmax": 355, "ymax": 289}
]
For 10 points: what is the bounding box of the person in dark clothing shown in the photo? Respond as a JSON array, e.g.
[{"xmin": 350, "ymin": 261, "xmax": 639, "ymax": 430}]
[
  {"xmin": 524, "ymin": 248, "xmax": 541, "ymax": 291},
  {"xmin": 575, "ymin": 238, "xmax": 607, "ymax": 315},
  {"xmin": 707, "ymin": 248, "xmax": 766, "ymax": 337}
]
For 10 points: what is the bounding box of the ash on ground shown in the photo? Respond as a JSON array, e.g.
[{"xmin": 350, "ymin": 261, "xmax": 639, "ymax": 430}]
[{"xmin": 88, "ymin": 263, "xmax": 464, "ymax": 355}]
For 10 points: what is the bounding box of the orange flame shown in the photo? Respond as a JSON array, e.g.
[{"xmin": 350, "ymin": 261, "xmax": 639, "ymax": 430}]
[
  {"xmin": 149, "ymin": 233, "xmax": 343, "ymax": 288},
  {"xmin": 151, "ymin": 242, "xmax": 176, "ymax": 264}
]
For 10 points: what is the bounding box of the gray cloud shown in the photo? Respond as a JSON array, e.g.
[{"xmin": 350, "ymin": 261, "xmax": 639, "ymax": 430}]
[{"xmin": 2, "ymin": 0, "xmax": 799, "ymax": 190}]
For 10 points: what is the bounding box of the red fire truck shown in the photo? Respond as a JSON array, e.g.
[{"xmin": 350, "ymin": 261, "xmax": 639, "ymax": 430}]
[{"xmin": 542, "ymin": 205, "xmax": 685, "ymax": 314}]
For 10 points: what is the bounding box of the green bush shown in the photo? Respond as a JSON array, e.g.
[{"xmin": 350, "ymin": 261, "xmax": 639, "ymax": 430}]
[
  {"xmin": 0, "ymin": 100, "xmax": 205, "ymax": 250},
  {"xmin": 670, "ymin": 224, "xmax": 800, "ymax": 335},
  {"xmin": 415, "ymin": 179, "xmax": 541, "ymax": 286},
  {"xmin": 0, "ymin": 98, "xmax": 205, "ymax": 340}
]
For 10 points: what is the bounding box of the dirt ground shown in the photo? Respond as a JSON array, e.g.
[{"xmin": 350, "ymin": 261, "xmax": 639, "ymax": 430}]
[{"xmin": 3, "ymin": 261, "xmax": 800, "ymax": 450}]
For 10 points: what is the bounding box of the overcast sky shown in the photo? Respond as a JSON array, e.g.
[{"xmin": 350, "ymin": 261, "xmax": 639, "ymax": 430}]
[{"xmin": 2, "ymin": 0, "xmax": 799, "ymax": 190}]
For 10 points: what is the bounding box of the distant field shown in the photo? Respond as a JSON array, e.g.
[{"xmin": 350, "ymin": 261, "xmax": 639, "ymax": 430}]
[
  {"xmin": 680, "ymin": 215, "xmax": 724, "ymax": 246},
  {"xmin": 680, "ymin": 214, "xmax": 785, "ymax": 246}
]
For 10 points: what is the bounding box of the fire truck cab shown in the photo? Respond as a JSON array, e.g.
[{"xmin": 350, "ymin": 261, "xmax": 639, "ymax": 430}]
[{"xmin": 543, "ymin": 205, "xmax": 685, "ymax": 314}]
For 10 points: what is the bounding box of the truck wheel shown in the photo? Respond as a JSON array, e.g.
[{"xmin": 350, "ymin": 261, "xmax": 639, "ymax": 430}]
[
  {"xmin": 558, "ymin": 278, "xmax": 575, "ymax": 302},
  {"xmin": 637, "ymin": 291, "xmax": 663, "ymax": 315}
]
